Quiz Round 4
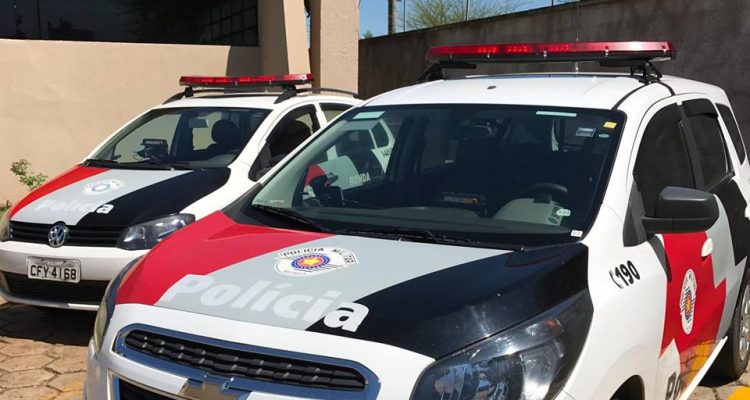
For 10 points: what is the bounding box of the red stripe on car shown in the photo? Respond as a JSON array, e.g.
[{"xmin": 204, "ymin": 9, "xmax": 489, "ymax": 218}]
[
  {"xmin": 116, "ymin": 212, "xmax": 331, "ymax": 306},
  {"xmin": 660, "ymin": 232, "xmax": 726, "ymax": 381},
  {"xmin": 8, "ymin": 165, "xmax": 108, "ymax": 218}
]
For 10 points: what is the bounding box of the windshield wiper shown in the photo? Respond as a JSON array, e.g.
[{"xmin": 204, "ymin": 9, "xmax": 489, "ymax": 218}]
[
  {"xmin": 251, "ymin": 204, "xmax": 331, "ymax": 233},
  {"xmin": 83, "ymin": 158, "xmax": 121, "ymax": 168},
  {"xmin": 119, "ymin": 159, "xmax": 192, "ymax": 170},
  {"xmin": 83, "ymin": 158, "xmax": 191, "ymax": 170},
  {"xmin": 337, "ymin": 227, "xmax": 524, "ymax": 250},
  {"xmin": 338, "ymin": 227, "xmax": 441, "ymax": 243}
]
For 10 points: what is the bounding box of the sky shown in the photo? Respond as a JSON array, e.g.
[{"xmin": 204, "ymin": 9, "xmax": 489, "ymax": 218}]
[{"xmin": 359, "ymin": 0, "xmax": 563, "ymax": 37}]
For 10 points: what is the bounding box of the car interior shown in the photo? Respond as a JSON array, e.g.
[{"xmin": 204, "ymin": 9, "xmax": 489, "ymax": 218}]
[{"xmin": 299, "ymin": 107, "xmax": 621, "ymax": 231}]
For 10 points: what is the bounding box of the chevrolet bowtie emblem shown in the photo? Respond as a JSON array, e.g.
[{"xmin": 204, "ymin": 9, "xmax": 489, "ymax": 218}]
[{"xmin": 179, "ymin": 375, "xmax": 250, "ymax": 400}]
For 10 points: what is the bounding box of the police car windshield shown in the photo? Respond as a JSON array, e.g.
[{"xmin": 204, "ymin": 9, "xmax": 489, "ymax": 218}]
[
  {"xmin": 247, "ymin": 104, "xmax": 625, "ymax": 248},
  {"xmin": 90, "ymin": 107, "xmax": 270, "ymax": 169}
]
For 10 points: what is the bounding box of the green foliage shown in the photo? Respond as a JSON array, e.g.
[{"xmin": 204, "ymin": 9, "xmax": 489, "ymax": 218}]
[
  {"xmin": 10, "ymin": 159, "xmax": 48, "ymax": 191},
  {"xmin": 361, "ymin": 30, "xmax": 375, "ymax": 39},
  {"xmin": 405, "ymin": 0, "xmax": 524, "ymax": 30},
  {"xmin": 0, "ymin": 200, "xmax": 10, "ymax": 213}
]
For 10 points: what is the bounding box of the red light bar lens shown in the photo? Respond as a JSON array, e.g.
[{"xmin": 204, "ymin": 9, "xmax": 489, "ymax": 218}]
[
  {"xmin": 179, "ymin": 73, "xmax": 313, "ymax": 87},
  {"xmin": 426, "ymin": 41, "xmax": 675, "ymax": 63}
]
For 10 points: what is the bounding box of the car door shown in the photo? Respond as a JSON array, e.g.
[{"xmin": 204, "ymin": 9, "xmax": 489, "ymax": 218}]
[
  {"xmin": 717, "ymin": 104, "xmax": 750, "ymax": 181},
  {"xmin": 681, "ymin": 99, "xmax": 745, "ymax": 351},
  {"xmin": 630, "ymin": 102, "xmax": 728, "ymax": 400},
  {"xmin": 250, "ymin": 104, "xmax": 321, "ymax": 180},
  {"xmin": 714, "ymin": 103, "xmax": 750, "ymax": 270}
]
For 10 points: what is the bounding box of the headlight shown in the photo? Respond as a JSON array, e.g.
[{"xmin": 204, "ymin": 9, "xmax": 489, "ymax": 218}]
[
  {"xmin": 93, "ymin": 258, "xmax": 141, "ymax": 353},
  {"xmin": 0, "ymin": 210, "xmax": 9, "ymax": 242},
  {"xmin": 411, "ymin": 292, "xmax": 592, "ymax": 400},
  {"xmin": 116, "ymin": 214, "xmax": 195, "ymax": 250}
]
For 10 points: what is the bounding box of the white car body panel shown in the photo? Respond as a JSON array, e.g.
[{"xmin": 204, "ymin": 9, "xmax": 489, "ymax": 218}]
[{"xmin": 85, "ymin": 72, "xmax": 750, "ymax": 400}]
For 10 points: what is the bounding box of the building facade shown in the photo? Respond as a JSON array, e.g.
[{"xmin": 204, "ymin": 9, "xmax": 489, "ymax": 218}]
[{"xmin": 1, "ymin": 0, "xmax": 358, "ymax": 201}]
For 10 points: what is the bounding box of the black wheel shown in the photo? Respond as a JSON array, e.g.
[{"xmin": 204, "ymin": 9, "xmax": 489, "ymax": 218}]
[{"xmin": 711, "ymin": 273, "xmax": 750, "ymax": 379}]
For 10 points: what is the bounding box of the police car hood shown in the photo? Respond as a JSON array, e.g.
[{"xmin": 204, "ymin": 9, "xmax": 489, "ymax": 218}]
[
  {"xmin": 116, "ymin": 212, "xmax": 588, "ymax": 358},
  {"xmin": 8, "ymin": 165, "xmax": 230, "ymax": 227}
]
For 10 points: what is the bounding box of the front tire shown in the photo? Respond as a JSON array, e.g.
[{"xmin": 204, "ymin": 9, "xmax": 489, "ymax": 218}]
[{"xmin": 712, "ymin": 275, "xmax": 750, "ymax": 379}]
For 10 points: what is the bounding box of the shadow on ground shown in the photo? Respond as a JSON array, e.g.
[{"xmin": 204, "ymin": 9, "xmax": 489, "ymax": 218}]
[
  {"xmin": 700, "ymin": 374, "xmax": 737, "ymax": 388},
  {"xmin": 0, "ymin": 303, "xmax": 95, "ymax": 346}
]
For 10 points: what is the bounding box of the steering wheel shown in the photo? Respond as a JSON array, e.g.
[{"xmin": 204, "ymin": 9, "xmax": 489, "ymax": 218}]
[{"xmin": 525, "ymin": 182, "xmax": 569, "ymax": 202}]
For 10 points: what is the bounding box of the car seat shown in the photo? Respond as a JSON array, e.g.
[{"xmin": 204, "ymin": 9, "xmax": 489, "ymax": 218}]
[
  {"xmin": 269, "ymin": 120, "xmax": 312, "ymax": 157},
  {"xmin": 205, "ymin": 120, "xmax": 242, "ymax": 158}
]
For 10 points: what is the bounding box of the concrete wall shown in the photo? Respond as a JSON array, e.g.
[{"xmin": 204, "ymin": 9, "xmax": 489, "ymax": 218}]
[
  {"xmin": 310, "ymin": 0, "xmax": 360, "ymax": 92},
  {"xmin": 359, "ymin": 0, "xmax": 750, "ymax": 139},
  {"xmin": 0, "ymin": 0, "xmax": 317, "ymax": 203},
  {"xmin": 0, "ymin": 39, "xmax": 262, "ymax": 201},
  {"xmin": 258, "ymin": 0, "xmax": 311, "ymax": 74}
]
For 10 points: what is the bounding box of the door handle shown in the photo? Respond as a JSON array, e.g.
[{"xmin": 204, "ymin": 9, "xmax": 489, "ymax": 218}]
[{"xmin": 702, "ymin": 238, "xmax": 714, "ymax": 259}]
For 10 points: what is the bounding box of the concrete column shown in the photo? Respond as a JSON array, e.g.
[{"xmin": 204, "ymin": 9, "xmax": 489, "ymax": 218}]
[
  {"xmin": 258, "ymin": 0, "xmax": 310, "ymax": 75},
  {"xmin": 310, "ymin": 0, "xmax": 359, "ymax": 92}
]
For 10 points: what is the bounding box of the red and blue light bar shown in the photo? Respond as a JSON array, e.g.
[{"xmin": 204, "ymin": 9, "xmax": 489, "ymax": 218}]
[
  {"xmin": 426, "ymin": 41, "xmax": 675, "ymax": 64},
  {"xmin": 179, "ymin": 73, "xmax": 313, "ymax": 88}
]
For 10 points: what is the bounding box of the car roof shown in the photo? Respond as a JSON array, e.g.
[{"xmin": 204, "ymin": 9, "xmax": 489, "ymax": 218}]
[
  {"xmin": 153, "ymin": 92, "xmax": 361, "ymax": 111},
  {"xmin": 364, "ymin": 73, "xmax": 726, "ymax": 111}
]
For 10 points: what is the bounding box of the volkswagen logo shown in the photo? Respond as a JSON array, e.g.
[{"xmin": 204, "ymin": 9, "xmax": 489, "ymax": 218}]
[{"xmin": 48, "ymin": 223, "xmax": 69, "ymax": 248}]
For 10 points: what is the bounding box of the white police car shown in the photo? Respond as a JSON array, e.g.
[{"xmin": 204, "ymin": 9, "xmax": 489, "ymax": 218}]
[
  {"xmin": 0, "ymin": 74, "xmax": 359, "ymax": 310},
  {"xmin": 87, "ymin": 42, "xmax": 750, "ymax": 400}
]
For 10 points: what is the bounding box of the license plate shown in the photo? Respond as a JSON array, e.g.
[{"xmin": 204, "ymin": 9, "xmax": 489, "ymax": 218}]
[{"xmin": 27, "ymin": 257, "xmax": 81, "ymax": 283}]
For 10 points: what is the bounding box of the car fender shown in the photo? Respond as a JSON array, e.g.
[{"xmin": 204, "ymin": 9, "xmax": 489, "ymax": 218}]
[{"xmin": 564, "ymin": 206, "xmax": 666, "ymax": 400}]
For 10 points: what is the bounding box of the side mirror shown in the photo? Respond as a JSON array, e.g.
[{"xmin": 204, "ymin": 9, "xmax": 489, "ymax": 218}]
[{"xmin": 642, "ymin": 186, "xmax": 719, "ymax": 234}]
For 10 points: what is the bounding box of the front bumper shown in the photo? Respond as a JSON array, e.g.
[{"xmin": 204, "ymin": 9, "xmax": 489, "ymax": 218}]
[
  {"xmin": 0, "ymin": 240, "xmax": 145, "ymax": 310},
  {"xmin": 86, "ymin": 305, "xmax": 580, "ymax": 400},
  {"xmin": 86, "ymin": 304, "xmax": 435, "ymax": 399}
]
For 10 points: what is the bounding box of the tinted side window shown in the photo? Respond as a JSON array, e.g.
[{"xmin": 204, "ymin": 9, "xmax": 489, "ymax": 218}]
[
  {"xmin": 267, "ymin": 106, "xmax": 319, "ymax": 158},
  {"xmin": 321, "ymin": 103, "xmax": 352, "ymax": 123},
  {"xmin": 372, "ymin": 123, "xmax": 390, "ymax": 147},
  {"xmin": 684, "ymin": 99, "xmax": 730, "ymax": 189},
  {"xmin": 633, "ymin": 105, "xmax": 694, "ymax": 216},
  {"xmin": 717, "ymin": 104, "xmax": 746, "ymax": 163}
]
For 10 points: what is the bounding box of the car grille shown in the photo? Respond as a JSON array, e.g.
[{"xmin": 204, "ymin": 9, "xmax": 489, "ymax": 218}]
[
  {"xmin": 1, "ymin": 272, "xmax": 108, "ymax": 304},
  {"xmin": 117, "ymin": 380, "xmax": 171, "ymax": 400},
  {"xmin": 9, "ymin": 221, "xmax": 123, "ymax": 247},
  {"xmin": 123, "ymin": 330, "xmax": 368, "ymax": 392}
]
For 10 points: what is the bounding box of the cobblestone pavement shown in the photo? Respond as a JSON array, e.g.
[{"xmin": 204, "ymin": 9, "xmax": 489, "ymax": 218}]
[
  {"xmin": 0, "ymin": 297, "xmax": 749, "ymax": 399},
  {"xmin": 0, "ymin": 298, "xmax": 92, "ymax": 400}
]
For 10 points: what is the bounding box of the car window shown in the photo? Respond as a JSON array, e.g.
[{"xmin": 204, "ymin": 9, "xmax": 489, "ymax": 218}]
[
  {"xmin": 419, "ymin": 116, "xmax": 457, "ymax": 171},
  {"xmin": 633, "ymin": 104, "xmax": 694, "ymax": 216},
  {"xmin": 267, "ymin": 105, "xmax": 320, "ymax": 159},
  {"xmin": 321, "ymin": 103, "xmax": 352, "ymax": 123},
  {"xmin": 303, "ymin": 115, "xmax": 404, "ymax": 195},
  {"xmin": 189, "ymin": 109, "xmax": 265, "ymax": 152},
  {"xmin": 112, "ymin": 114, "xmax": 179, "ymax": 163},
  {"xmin": 248, "ymin": 105, "xmax": 625, "ymax": 248},
  {"xmin": 684, "ymin": 99, "xmax": 731, "ymax": 189},
  {"xmin": 372, "ymin": 123, "xmax": 390, "ymax": 148},
  {"xmin": 335, "ymin": 130, "xmax": 376, "ymax": 155},
  {"xmin": 95, "ymin": 107, "xmax": 270, "ymax": 169},
  {"xmin": 191, "ymin": 111, "xmax": 224, "ymax": 151},
  {"xmin": 717, "ymin": 104, "xmax": 746, "ymax": 163}
]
